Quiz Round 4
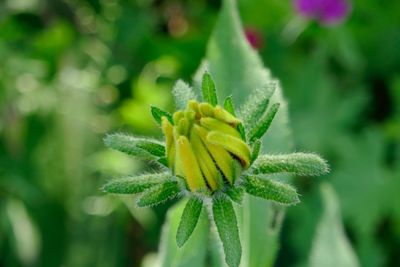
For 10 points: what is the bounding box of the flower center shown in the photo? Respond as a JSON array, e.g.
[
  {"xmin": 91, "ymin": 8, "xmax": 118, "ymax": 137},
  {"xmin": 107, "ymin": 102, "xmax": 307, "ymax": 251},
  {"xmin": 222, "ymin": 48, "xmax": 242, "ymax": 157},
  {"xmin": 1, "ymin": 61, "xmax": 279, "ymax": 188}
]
[{"xmin": 161, "ymin": 100, "xmax": 251, "ymax": 193}]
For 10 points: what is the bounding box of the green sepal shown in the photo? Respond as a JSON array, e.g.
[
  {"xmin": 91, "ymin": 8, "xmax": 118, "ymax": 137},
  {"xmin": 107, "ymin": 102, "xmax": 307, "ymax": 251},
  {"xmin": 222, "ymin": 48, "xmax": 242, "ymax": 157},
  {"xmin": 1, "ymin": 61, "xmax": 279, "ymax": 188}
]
[
  {"xmin": 104, "ymin": 133, "xmax": 165, "ymax": 161},
  {"xmin": 253, "ymin": 153, "xmax": 329, "ymax": 176},
  {"xmin": 212, "ymin": 195, "xmax": 242, "ymax": 267},
  {"xmin": 176, "ymin": 196, "xmax": 203, "ymax": 247},
  {"xmin": 239, "ymin": 83, "xmax": 276, "ymax": 130},
  {"xmin": 137, "ymin": 181, "xmax": 180, "ymax": 207},
  {"xmin": 151, "ymin": 106, "xmax": 173, "ymax": 126},
  {"xmin": 223, "ymin": 95, "xmax": 246, "ymax": 141},
  {"xmin": 102, "ymin": 172, "xmax": 171, "ymax": 194},
  {"xmin": 201, "ymin": 72, "xmax": 218, "ymax": 106},
  {"xmin": 173, "ymin": 80, "xmax": 198, "ymax": 109},
  {"xmin": 250, "ymin": 139, "xmax": 262, "ymax": 164},
  {"xmin": 248, "ymin": 103, "xmax": 280, "ymax": 143},
  {"xmin": 224, "ymin": 186, "xmax": 244, "ymax": 204},
  {"xmin": 243, "ymin": 175, "xmax": 300, "ymax": 205}
]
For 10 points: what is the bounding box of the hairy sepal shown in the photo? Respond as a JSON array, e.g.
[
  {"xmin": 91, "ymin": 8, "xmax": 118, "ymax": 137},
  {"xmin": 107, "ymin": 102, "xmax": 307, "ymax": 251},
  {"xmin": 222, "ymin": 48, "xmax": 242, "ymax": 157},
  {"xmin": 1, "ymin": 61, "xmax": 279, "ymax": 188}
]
[
  {"xmin": 137, "ymin": 181, "xmax": 180, "ymax": 207},
  {"xmin": 244, "ymin": 175, "xmax": 300, "ymax": 205},
  {"xmin": 151, "ymin": 106, "xmax": 173, "ymax": 126},
  {"xmin": 253, "ymin": 153, "xmax": 330, "ymax": 176},
  {"xmin": 176, "ymin": 196, "xmax": 203, "ymax": 247},
  {"xmin": 102, "ymin": 172, "xmax": 171, "ymax": 194},
  {"xmin": 172, "ymin": 80, "xmax": 197, "ymax": 110},
  {"xmin": 201, "ymin": 72, "xmax": 218, "ymax": 106},
  {"xmin": 212, "ymin": 195, "xmax": 242, "ymax": 267},
  {"xmin": 104, "ymin": 133, "xmax": 165, "ymax": 161},
  {"xmin": 248, "ymin": 103, "xmax": 280, "ymax": 144}
]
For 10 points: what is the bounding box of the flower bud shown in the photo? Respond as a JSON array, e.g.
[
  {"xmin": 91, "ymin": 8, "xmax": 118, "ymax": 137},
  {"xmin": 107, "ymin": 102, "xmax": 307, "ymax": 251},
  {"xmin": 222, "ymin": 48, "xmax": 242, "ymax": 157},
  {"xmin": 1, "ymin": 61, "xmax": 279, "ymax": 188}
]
[{"xmin": 161, "ymin": 100, "xmax": 251, "ymax": 193}]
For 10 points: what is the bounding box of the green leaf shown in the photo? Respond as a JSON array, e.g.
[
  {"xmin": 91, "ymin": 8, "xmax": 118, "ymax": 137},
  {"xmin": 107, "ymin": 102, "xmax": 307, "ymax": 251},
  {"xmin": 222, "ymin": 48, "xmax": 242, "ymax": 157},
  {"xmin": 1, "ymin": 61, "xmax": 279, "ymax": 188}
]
[
  {"xmin": 137, "ymin": 181, "xmax": 180, "ymax": 207},
  {"xmin": 102, "ymin": 172, "xmax": 171, "ymax": 194},
  {"xmin": 223, "ymin": 95, "xmax": 246, "ymax": 140},
  {"xmin": 253, "ymin": 153, "xmax": 329, "ymax": 176},
  {"xmin": 212, "ymin": 195, "xmax": 241, "ymax": 267},
  {"xmin": 250, "ymin": 139, "xmax": 262, "ymax": 164},
  {"xmin": 104, "ymin": 133, "xmax": 165, "ymax": 161},
  {"xmin": 309, "ymin": 183, "xmax": 360, "ymax": 267},
  {"xmin": 201, "ymin": 72, "xmax": 218, "ymax": 106},
  {"xmin": 176, "ymin": 196, "xmax": 203, "ymax": 247},
  {"xmin": 239, "ymin": 83, "xmax": 276, "ymax": 130},
  {"xmin": 248, "ymin": 103, "xmax": 280, "ymax": 143},
  {"xmin": 173, "ymin": 80, "xmax": 197, "ymax": 109},
  {"xmin": 158, "ymin": 199, "xmax": 209, "ymax": 267},
  {"xmin": 151, "ymin": 106, "xmax": 173, "ymax": 126},
  {"xmin": 244, "ymin": 175, "xmax": 300, "ymax": 205}
]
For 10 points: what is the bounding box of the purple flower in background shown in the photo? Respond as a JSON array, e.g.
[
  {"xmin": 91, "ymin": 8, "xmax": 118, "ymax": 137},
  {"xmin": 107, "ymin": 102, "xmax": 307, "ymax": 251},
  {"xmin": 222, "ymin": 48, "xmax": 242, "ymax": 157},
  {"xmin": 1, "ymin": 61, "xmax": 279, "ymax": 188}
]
[{"xmin": 294, "ymin": 0, "xmax": 350, "ymax": 25}]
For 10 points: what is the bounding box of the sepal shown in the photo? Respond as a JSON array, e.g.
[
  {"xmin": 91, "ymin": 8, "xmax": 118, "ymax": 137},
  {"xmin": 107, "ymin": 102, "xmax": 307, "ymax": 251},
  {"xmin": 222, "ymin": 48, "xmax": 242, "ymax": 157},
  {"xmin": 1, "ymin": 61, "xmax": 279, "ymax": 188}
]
[
  {"xmin": 253, "ymin": 153, "xmax": 329, "ymax": 176},
  {"xmin": 243, "ymin": 175, "xmax": 300, "ymax": 205}
]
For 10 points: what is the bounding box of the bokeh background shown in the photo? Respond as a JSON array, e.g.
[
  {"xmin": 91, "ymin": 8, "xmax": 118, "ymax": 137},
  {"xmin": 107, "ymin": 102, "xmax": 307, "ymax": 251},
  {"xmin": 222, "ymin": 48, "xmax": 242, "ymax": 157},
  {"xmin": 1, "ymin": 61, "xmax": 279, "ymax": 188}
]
[{"xmin": 1, "ymin": 0, "xmax": 399, "ymax": 266}]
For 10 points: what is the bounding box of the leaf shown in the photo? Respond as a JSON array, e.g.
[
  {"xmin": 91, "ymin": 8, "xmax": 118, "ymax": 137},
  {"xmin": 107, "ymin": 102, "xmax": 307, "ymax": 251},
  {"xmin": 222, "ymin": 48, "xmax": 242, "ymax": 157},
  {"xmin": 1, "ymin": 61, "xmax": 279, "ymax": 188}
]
[
  {"xmin": 158, "ymin": 199, "xmax": 209, "ymax": 267},
  {"xmin": 137, "ymin": 181, "xmax": 180, "ymax": 207},
  {"xmin": 243, "ymin": 175, "xmax": 300, "ymax": 205},
  {"xmin": 212, "ymin": 195, "xmax": 241, "ymax": 267},
  {"xmin": 248, "ymin": 103, "xmax": 280, "ymax": 144},
  {"xmin": 309, "ymin": 183, "xmax": 360, "ymax": 267},
  {"xmin": 202, "ymin": 72, "xmax": 218, "ymax": 106},
  {"xmin": 173, "ymin": 80, "xmax": 197, "ymax": 110},
  {"xmin": 104, "ymin": 133, "xmax": 165, "ymax": 161},
  {"xmin": 176, "ymin": 196, "xmax": 203, "ymax": 247},
  {"xmin": 151, "ymin": 106, "xmax": 174, "ymax": 126},
  {"xmin": 102, "ymin": 172, "xmax": 171, "ymax": 194},
  {"xmin": 253, "ymin": 153, "xmax": 329, "ymax": 176}
]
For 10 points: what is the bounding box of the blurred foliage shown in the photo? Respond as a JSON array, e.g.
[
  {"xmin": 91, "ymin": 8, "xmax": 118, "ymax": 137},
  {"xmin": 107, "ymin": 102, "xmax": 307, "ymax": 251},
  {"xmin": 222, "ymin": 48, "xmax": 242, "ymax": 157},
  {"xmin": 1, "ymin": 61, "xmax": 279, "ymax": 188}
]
[{"xmin": 0, "ymin": 0, "xmax": 399, "ymax": 267}]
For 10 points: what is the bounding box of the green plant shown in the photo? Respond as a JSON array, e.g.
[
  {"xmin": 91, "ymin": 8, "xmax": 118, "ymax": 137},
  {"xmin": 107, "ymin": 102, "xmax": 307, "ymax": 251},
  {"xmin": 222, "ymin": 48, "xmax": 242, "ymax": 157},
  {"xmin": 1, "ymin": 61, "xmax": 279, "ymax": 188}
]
[{"xmin": 102, "ymin": 71, "xmax": 328, "ymax": 267}]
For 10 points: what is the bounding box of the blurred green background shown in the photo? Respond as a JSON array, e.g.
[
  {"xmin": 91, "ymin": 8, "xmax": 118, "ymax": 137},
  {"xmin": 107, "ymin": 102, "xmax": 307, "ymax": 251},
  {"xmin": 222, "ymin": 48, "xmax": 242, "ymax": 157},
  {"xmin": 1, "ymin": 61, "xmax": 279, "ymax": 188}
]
[{"xmin": 0, "ymin": 0, "xmax": 399, "ymax": 266}]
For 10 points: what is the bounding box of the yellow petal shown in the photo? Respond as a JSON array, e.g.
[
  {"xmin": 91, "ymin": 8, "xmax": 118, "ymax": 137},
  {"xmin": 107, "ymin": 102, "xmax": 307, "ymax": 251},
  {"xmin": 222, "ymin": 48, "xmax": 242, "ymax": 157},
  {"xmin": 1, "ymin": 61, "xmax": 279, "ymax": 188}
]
[
  {"xmin": 190, "ymin": 129, "xmax": 222, "ymax": 191},
  {"xmin": 207, "ymin": 131, "xmax": 251, "ymax": 169},
  {"xmin": 192, "ymin": 125, "xmax": 234, "ymax": 184},
  {"xmin": 176, "ymin": 136, "xmax": 207, "ymax": 192},
  {"xmin": 214, "ymin": 106, "xmax": 241, "ymax": 126},
  {"xmin": 198, "ymin": 102, "xmax": 215, "ymax": 117},
  {"xmin": 200, "ymin": 117, "xmax": 241, "ymax": 139}
]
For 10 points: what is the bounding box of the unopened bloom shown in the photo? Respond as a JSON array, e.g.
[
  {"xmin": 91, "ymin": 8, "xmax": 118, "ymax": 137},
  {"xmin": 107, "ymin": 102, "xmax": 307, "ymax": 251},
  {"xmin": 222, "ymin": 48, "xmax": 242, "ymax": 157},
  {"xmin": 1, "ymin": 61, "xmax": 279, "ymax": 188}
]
[
  {"xmin": 293, "ymin": 0, "xmax": 350, "ymax": 25},
  {"xmin": 162, "ymin": 100, "xmax": 250, "ymax": 193},
  {"xmin": 102, "ymin": 72, "xmax": 329, "ymax": 267}
]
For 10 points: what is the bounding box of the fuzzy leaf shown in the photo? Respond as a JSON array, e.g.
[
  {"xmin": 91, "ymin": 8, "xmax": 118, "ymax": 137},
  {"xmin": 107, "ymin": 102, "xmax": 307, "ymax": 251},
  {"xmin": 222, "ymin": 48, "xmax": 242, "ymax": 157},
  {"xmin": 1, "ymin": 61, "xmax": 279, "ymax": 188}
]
[
  {"xmin": 250, "ymin": 139, "xmax": 262, "ymax": 164},
  {"xmin": 248, "ymin": 103, "xmax": 280, "ymax": 143},
  {"xmin": 173, "ymin": 80, "xmax": 197, "ymax": 109},
  {"xmin": 309, "ymin": 183, "xmax": 360, "ymax": 267},
  {"xmin": 202, "ymin": 72, "xmax": 218, "ymax": 106},
  {"xmin": 102, "ymin": 172, "xmax": 170, "ymax": 194},
  {"xmin": 151, "ymin": 106, "xmax": 173, "ymax": 126},
  {"xmin": 212, "ymin": 196, "xmax": 241, "ymax": 267},
  {"xmin": 253, "ymin": 153, "xmax": 329, "ymax": 176},
  {"xmin": 239, "ymin": 82, "xmax": 276, "ymax": 130},
  {"xmin": 176, "ymin": 196, "xmax": 203, "ymax": 247},
  {"xmin": 137, "ymin": 181, "xmax": 180, "ymax": 207},
  {"xmin": 104, "ymin": 133, "xmax": 165, "ymax": 160},
  {"xmin": 244, "ymin": 175, "xmax": 300, "ymax": 205}
]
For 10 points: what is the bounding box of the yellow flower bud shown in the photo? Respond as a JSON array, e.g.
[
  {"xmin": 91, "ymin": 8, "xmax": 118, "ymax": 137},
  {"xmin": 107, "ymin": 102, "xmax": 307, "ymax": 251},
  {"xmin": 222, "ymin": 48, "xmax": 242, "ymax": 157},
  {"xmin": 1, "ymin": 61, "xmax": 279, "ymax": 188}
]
[{"xmin": 164, "ymin": 100, "xmax": 251, "ymax": 192}]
